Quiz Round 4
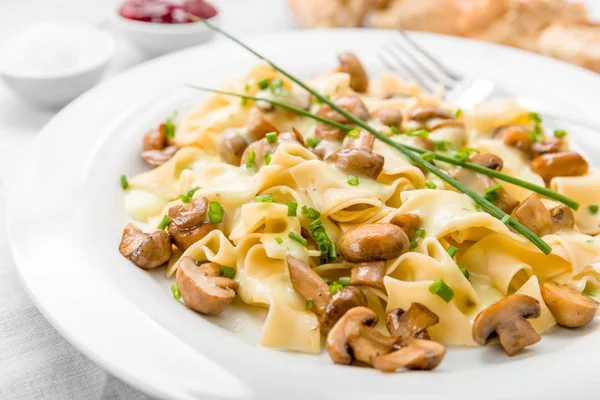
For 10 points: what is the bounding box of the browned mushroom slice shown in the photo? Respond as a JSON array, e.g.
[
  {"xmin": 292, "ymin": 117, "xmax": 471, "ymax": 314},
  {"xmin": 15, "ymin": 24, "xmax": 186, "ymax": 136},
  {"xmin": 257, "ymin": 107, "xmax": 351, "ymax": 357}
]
[
  {"xmin": 549, "ymin": 205, "xmax": 575, "ymax": 233},
  {"xmin": 453, "ymin": 169, "xmax": 519, "ymax": 214},
  {"xmin": 386, "ymin": 303, "xmax": 439, "ymax": 340},
  {"xmin": 492, "ymin": 125, "xmax": 531, "ymax": 152},
  {"xmin": 530, "ymin": 137, "xmax": 566, "ymax": 158},
  {"xmin": 472, "ymin": 294, "xmax": 541, "ymax": 356},
  {"xmin": 512, "ymin": 194, "xmax": 553, "ymax": 237},
  {"xmin": 326, "ymin": 307, "xmax": 397, "ymax": 365},
  {"xmin": 239, "ymin": 139, "xmax": 278, "ymax": 169},
  {"xmin": 390, "ymin": 213, "xmax": 421, "ymax": 239},
  {"xmin": 141, "ymin": 145, "xmax": 179, "ymax": 168},
  {"xmin": 119, "ymin": 223, "xmax": 172, "ymax": 269},
  {"xmin": 541, "ymin": 282, "xmax": 599, "ymax": 328},
  {"xmin": 246, "ymin": 112, "xmax": 279, "ymax": 143},
  {"xmin": 337, "ymin": 52, "xmax": 369, "ymax": 93},
  {"xmin": 315, "ymin": 96, "xmax": 371, "ymax": 141},
  {"xmin": 408, "ymin": 106, "xmax": 451, "ymax": 122},
  {"xmin": 426, "ymin": 119, "xmax": 465, "ymax": 132},
  {"xmin": 217, "ymin": 129, "xmax": 249, "ymax": 166},
  {"xmin": 176, "ymin": 257, "xmax": 237, "ymax": 315},
  {"xmin": 371, "ymin": 339, "xmax": 446, "ymax": 372},
  {"xmin": 279, "ymin": 128, "xmax": 305, "ymax": 146},
  {"xmin": 167, "ymin": 198, "xmax": 217, "ymax": 251},
  {"xmin": 319, "ymin": 285, "xmax": 367, "ymax": 336},
  {"xmin": 350, "ymin": 261, "xmax": 386, "ymax": 289},
  {"xmin": 347, "ymin": 130, "xmax": 375, "ymax": 151},
  {"xmin": 469, "ymin": 152, "xmax": 504, "ymax": 171},
  {"xmin": 372, "ymin": 108, "xmax": 403, "ymax": 129},
  {"xmin": 340, "ymin": 223, "xmax": 409, "ymax": 263},
  {"xmin": 326, "ymin": 148, "xmax": 384, "ymax": 179},
  {"xmin": 286, "ymin": 256, "xmax": 331, "ymax": 314},
  {"xmin": 143, "ymin": 124, "xmax": 166, "ymax": 151},
  {"xmin": 530, "ymin": 152, "xmax": 589, "ymax": 183}
]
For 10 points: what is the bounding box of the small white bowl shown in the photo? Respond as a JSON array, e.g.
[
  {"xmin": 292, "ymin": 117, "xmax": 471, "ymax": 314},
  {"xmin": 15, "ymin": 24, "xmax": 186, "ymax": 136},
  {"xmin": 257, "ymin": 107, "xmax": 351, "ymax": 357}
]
[
  {"xmin": 0, "ymin": 25, "xmax": 115, "ymax": 109},
  {"xmin": 111, "ymin": 14, "xmax": 219, "ymax": 58}
]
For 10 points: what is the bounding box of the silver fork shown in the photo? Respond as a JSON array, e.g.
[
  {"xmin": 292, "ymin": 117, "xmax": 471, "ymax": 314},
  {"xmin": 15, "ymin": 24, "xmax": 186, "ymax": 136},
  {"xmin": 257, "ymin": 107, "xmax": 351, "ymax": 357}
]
[{"xmin": 378, "ymin": 30, "xmax": 598, "ymax": 129}]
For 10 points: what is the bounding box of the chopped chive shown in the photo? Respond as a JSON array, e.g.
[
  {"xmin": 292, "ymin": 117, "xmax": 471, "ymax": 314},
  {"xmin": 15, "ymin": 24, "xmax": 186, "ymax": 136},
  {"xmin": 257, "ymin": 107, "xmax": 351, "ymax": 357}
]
[
  {"xmin": 420, "ymin": 152, "xmax": 436, "ymax": 162},
  {"xmin": 208, "ymin": 201, "xmax": 224, "ymax": 224},
  {"xmin": 158, "ymin": 215, "xmax": 171, "ymax": 230},
  {"xmin": 348, "ymin": 175, "xmax": 359, "ymax": 185},
  {"xmin": 588, "ymin": 205, "xmax": 599, "ymax": 215},
  {"xmin": 447, "ymin": 245, "xmax": 458, "ymax": 258},
  {"xmin": 554, "ymin": 130, "xmax": 567, "ymax": 138},
  {"xmin": 483, "ymin": 183, "xmax": 503, "ymax": 202},
  {"xmin": 338, "ymin": 277, "xmax": 351, "ymax": 287},
  {"xmin": 269, "ymin": 78, "xmax": 289, "ymax": 97},
  {"xmin": 429, "ymin": 278, "xmax": 454, "ymax": 303},
  {"xmin": 501, "ymin": 215, "xmax": 512, "ymax": 224},
  {"xmin": 301, "ymin": 205, "xmax": 309, "ymax": 215},
  {"xmin": 275, "ymin": 236, "xmax": 283, "ymax": 244},
  {"xmin": 306, "ymin": 298, "xmax": 314, "ymax": 310},
  {"xmin": 120, "ymin": 175, "xmax": 129, "ymax": 190},
  {"xmin": 474, "ymin": 203, "xmax": 482, "ymax": 212},
  {"xmin": 243, "ymin": 82, "xmax": 250, "ymax": 92},
  {"xmin": 391, "ymin": 126, "xmax": 401, "ymax": 135},
  {"xmin": 322, "ymin": 277, "xmax": 333, "ymax": 284},
  {"xmin": 241, "ymin": 97, "xmax": 249, "ymax": 108},
  {"xmin": 587, "ymin": 239, "xmax": 594, "ymax": 244},
  {"xmin": 453, "ymin": 148, "xmax": 479, "ymax": 162},
  {"xmin": 425, "ymin": 181, "xmax": 437, "ymax": 189},
  {"xmin": 347, "ymin": 129, "xmax": 360, "ymax": 138},
  {"xmin": 433, "ymin": 140, "xmax": 451, "ymax": 152},
  {"xmin": 453, "ymin": 108, "xmax": 463, "ymax": 119},
  {"xmin": 529, "ymin": 112, "xmax": 542, "ymax": 124},
  {"xmin": 164, "ymin": 119, "xmax": 176, "ymax": 139},
  {"xmin": 417, "ymin": 229, "xmax": 426, "ymax": 239},
  {"xmin": 306, "ymin": 137, "xmax": 321, "ymax": 148},
  {"xmin": 408, "ymin": 129, "xmax": 429, "ymax": 139},
  {"xmin": 264, "ymin": 152, "xmax": 272, "ymax": 166},
  {"xmin": 255, "ymin": 194, "xmax": 275, "ymax": 203},
  {"xmin": 257, "ymin": 78, "xmax": 270, "ymax": 90},
  {"xmin": 458, "ymin": 266, "xmax": 470, "ymax": 280},
  {"xmin": 409, "ymin": 240, "xmax": 418, "ymax": 250},
  {"xmin": 287, "ymin": 202, "xmax": 298, "ymax": 216},
  {"xmin": 246, "ymin": 150, "xmax": 256, "ymax": 169},
  {"xmin": 288, "ymin": 231, "xmax": 307, "ymax": 246},
  {"xmin": 306, "ymin": 207, "xmax": 320, "ymax": 219},
  {"xmin": 329, "ymin": 282, "xmax": 343, "ymax": 295},
  {"xmin": 265, "ymin": 132, "xmax": 278, "ymax": 143},
  {"xmin": 180, "ymin": 186, "xmax": 201, "ymax": 203},
  {"xmin": 170, "ymin": 283, "xmax": 181, "ymax": 300},
  {"xmin": 219, "ymin": 265, "xmax": 236, "ymax": 278}
]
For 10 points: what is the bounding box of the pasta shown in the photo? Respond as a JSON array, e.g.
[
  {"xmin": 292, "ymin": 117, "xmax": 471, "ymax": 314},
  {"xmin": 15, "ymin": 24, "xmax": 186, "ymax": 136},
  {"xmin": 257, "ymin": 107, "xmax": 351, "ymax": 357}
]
[{"xmin": 118, "ymin": 52, "xmax": 600, "ymax": 372}]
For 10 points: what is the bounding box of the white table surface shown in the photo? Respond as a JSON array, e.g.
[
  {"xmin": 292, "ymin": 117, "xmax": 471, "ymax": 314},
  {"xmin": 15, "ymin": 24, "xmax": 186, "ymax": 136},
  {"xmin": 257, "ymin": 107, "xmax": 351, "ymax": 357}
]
[
  {"xmin": 1, "ymin": 1, "xmax": 600, "ymax": 399},
  {"xmin": 0, "ymin": 1, "xmax": 294, "ymax": 399}
]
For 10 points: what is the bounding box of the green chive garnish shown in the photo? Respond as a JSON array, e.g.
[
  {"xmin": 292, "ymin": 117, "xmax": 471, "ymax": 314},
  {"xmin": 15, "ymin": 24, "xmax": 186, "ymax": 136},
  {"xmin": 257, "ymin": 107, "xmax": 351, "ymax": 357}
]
[
  {"xmin": 447, "ymin": 245, "xmax": 458, "ymax": 258},
  {"xmin": 554, "ymin": 130, "xmax": 567, "ymax": 138},
  {"xmin": 180, "ymin": 186, "xmax": 201, "ymax": 203},
  {"xmin": 529, "ymin": 112, "xmax": 542, "ymax": 124},
  {"xmin": 453, "ymin": 108, "xmax": 463, "ymax": 119},
  {"xmin": 429, "ymin": 279, "xmax": 454, "ymax": 303},
  {"xmin": 347, "ymin": 129, "xmax": 360, "ymax": 138},
  {"xmin": 408, "ymin": 129, "xmax": 429, "ymax": 139},
  {"xmin": 329, "ymin": 282, "xmax": 343, "ymax": 295},
  {"xmin": 287, "ymin": 202, "xmax": 298, "ymax": 216},
  {"xmin": 220, "ymin": 265, "xmax": 236, "ymax": 278},
  {"xmin": 391, "ymin": 126, "xmax": 401, "ymax": 135},
  {"xmin": 157, "ymin": 215, "xmax": 171, "ymax": 230},
  {"xmin": 306, "ymin": 298, "xmax": 314, "ymax": 310},
  {"xmin": 170, "ymin": 283, "xmax": 181, "ymax": 300},
  {"xmin": 255, "ymin": 194, "xmax": 275, "ymax": 203},
  {"xmin": 288, "ymin": 231, "xmax": 307, "ymax": 246},
  {"xmin": 120, "ymin": 175, "xmax": 129, "ymax": 190},
  {"xmin": 420, "ymin": 152, "xmax": 436, "ymax": 162},
  {"xmin": 307, "ymin": 208, "xmax": 320, "ymax": 219},
  {"xmin": 266, "ymin": 132, "xmax": 277, "ymax": 143},
  {"xmin": 246, "ymin": 150, "xmax": 256, "ymax": 169},
  {"xmin": 275, "ymin": 236, "xmax": 283, "ymax": 244},
  {"xmin": 264, "ymin": 152, "xmax": 272, "ymax": 165},
  {"xmin": 588, "ymin": 205, "xmax": 599, "ymax": 215},
  {"xmin": 338, "ymin": 277, "xmax": 351, "ymax": 287},
  {"xmin": 425, "ymin": 181, "xmax": 437, "ymax": 189},
  {"xmin": 433, "ymin": 140, "xmax": 451, "ymax": 152},
  {"xmin": 348, "ymin": 175, "xmax": 359, "ymax": 185},
  {"xmin": 208, "ymin": 201, "xmax": 224, "ymax": 224},
  {"xmin": 409, "ymin": 240, "xmax": 418, "ymax": 250},
  {"xmin": 417, "ymin": 229, "xmax": 426, "ymax": 239},
  {"xmin": 306, "ymin": 137, "xmax": 320, "ymax": 148},
  {"xmin": 458, "ymin": 266, "xmax": 470, "ymax": 280},
  {"xmin": 501, "ymin": 215, "xmax": 512, "ymax": 224},
  {"xmin": 257, "ymin": 78, "xmax": 270, "ymax": 90},
  {"xmin": 483, "ymin": 183, "xmax": 503, "ymax": 202}
]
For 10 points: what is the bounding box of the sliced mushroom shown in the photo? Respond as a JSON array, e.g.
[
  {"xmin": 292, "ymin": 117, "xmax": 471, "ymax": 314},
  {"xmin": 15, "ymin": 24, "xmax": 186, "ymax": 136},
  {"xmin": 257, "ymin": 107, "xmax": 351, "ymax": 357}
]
[
  {"xmin": 371, "ymin": 338, "xmax": 446, "ymax": 372},
  {"xmin": 319, "ymin": 285, "xmax": 367, "ymax": 335},
  {"xmin": 286, "ymin": 256, "xmax": 331, "ymax": 314},
  {"xmin": 239, "ymin": 139, "xmax": 278, "ymax": 169},
  {"xmin": 549, "ymin": 205, "xmax": 575, "ymax": 233},
  {"xmin": 350, "ymin": 261, "xmax": 386, "ymax": 289},
  {"xmin": 279, "ymin": 128, "xmax": 305, "ymax": 146},
  {"xmin": 469, "ymin": 152, "xmax": 504, "ymax": 171},
  {"xmin": 408, "ymin": 106, "xmax": 451, "ymax": 122},
  {"xmin": 426, "ymin": 119, "xmax": 465, "ymax": 131},
  {"xmin": 492, "ymin": 125, "xmax": 531, "ymax": 152},
  {"xmin": 453, "ymin": 169, "xmax": 519, "ymax": 214},
  {"xmin": 512, "ymin": 194, "xmax": 554, "ymax": 237},
  {"xmin": 531, "ymin": 137, "xmax": 566, "ymax": 158},
  {"xmin": 326, "ymin": 148, "xmax": 384, "ymax": 179},
  {"xmin": 390, "ymin": 213, "xmax": 421, "ymax": 239},
  {"xmin": 340, "ymin": 223, "xmax": 409, "ymax": 263},
  {"xmin": 119, "ymin": 223, "xmax": 172, "ymax": 269},
  {"xmin": 217, "ymin": 129, "xmax": 249, "ymax": 166},
  {"xmin": 141, "ymin": 145, "xmax": 179, "ymax": 168},
  {"xmin": 372, "ymin": 108, "xmax": 403, "ymax": 128},
  {"xmin": 386, "ymin": 303, "xmax": 439, "ymax": 340},
  {"xmin": 326, "ymin": 306, "xmax": 397, "ymax": 365},
  {"xmin": 315, "ymin": 96, "xmax": 371, "ymax": 141},
  {"xmin": 246, "ymin": 112, "xmax": 279, "ymax": 143},
  {"xmin": 347, "ymin": 130, "xmax": 375, "ymax": 151},
  {"xmin": 530, "ymin": 152, "xmax": 589, "ymax": 183},
  {"xmin": 176, "ymin": 257, "xmax": 237, "ymax": 315},
  {"xmin": 472, "ymin": 294, "xmax": 541, "ymax": 356},
  {"xmin": 541, "ymin": 282, "xmax": 599, "ymax": 328},
  {"xmin": 337, "ymin": 52, "xmax": 369, "ymax": 93},
  {"xmin": 143, "ymin": 124, "xmax": 166, "ymax": 151},
  {"xmin": 167, "ymin": 198, "xmax": 216, "ymax": 251}
]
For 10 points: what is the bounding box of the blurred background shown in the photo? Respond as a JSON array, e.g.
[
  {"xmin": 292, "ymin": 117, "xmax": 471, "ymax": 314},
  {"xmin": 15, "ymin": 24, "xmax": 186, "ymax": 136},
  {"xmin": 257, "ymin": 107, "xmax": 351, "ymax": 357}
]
[{"xmin": 0, "ymin": 0, "xmax": 599, "ymax": 399}]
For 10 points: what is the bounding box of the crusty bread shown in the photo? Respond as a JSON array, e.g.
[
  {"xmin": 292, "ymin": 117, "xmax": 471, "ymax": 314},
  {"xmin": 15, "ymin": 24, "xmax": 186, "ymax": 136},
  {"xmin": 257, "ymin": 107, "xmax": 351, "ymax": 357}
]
[
  {"xmin": 287, "ymin": 0, "xmax": 376, "ymax": 28},
  {"xmin": 540, "ymin": 23, "xmax": 600, "ymax": 72}
]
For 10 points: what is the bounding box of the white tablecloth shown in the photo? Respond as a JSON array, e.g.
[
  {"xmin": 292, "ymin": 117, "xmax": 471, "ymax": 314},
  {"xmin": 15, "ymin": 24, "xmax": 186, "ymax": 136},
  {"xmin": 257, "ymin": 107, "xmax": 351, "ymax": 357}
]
[{"xmin": 0, "ymin": 1, "xmax": 293, "ymax": 398}]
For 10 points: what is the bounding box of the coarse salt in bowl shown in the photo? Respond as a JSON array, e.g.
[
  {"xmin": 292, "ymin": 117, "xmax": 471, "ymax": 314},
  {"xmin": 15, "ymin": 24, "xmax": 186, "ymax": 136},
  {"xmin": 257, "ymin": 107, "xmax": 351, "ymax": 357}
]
[{"xmin": 0, "ymin": 22, "xmax": 115, "ymax": 108}]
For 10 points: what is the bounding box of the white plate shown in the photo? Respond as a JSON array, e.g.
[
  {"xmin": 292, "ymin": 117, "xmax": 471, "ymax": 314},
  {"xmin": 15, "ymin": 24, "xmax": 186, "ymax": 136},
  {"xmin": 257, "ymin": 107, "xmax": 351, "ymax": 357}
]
[{"xmin": 7, "ymin": 30, "xmax": 600, "ymax": 400}]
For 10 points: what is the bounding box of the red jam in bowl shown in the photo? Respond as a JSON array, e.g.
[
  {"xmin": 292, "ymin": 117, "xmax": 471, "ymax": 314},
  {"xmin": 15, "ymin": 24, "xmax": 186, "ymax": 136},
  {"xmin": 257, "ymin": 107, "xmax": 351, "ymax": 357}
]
[{"xmin": 119, "ymin": 0, "xmax": 217, "ymax": 23}]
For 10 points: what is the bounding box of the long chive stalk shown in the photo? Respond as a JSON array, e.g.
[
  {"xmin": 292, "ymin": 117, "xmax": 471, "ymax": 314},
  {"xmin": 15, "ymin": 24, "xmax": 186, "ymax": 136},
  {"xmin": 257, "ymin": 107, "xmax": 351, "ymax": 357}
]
[
  {"xmin": 190, "ymin": 16, "xmax": 553, "ymax": 255},
  {"xmin": 188, "ymin": 85, "xmax": 579, "ymax": 211}
]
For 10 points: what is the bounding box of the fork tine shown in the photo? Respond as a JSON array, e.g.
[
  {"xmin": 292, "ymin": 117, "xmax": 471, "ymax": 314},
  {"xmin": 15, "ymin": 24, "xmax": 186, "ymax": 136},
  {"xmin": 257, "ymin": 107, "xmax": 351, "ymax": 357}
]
[
  {"xmin": 378, "ymin": 51, "xmax": 436, "ymax": 94},
  {"xmin": 397, "ymin": 28, "xmax": 462, "ymax": 81},
  {"xmin": 391, "ymin": 35, "xmax": 455, "ymax": 90},
  {"xmin": 382, "ymin": 44, "xmax": 438, "ymax": 93}
]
